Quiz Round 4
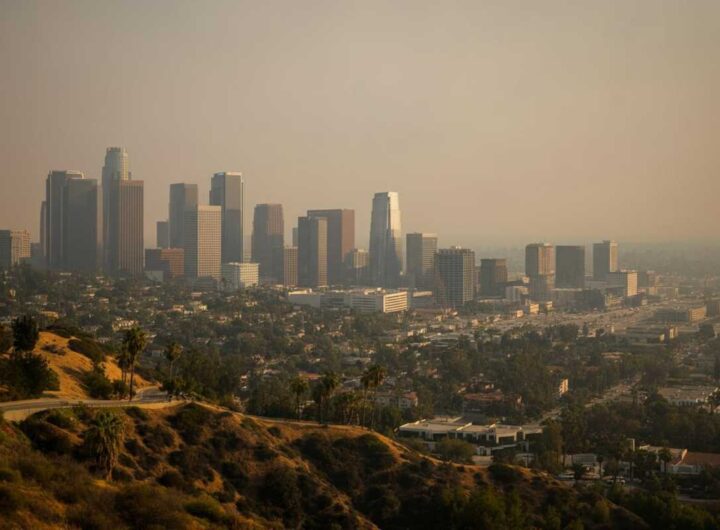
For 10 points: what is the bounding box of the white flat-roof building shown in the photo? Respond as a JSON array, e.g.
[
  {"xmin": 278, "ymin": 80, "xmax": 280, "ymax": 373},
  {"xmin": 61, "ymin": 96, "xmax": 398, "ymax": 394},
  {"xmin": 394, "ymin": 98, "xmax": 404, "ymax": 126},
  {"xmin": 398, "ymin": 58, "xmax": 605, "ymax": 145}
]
[
  {"xmin": 221, "ymin": 262, "xmax": 259, "ymax": 290},
  {"xmin": 287, "ymin": 288, "xmax": 408, "ymax": 313}
]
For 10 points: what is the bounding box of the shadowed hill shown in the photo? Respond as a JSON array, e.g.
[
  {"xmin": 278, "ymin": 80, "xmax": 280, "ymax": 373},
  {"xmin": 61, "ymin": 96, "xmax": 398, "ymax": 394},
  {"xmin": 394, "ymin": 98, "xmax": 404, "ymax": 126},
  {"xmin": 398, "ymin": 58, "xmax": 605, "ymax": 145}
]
[{"xmin": 0, "ymin": 402, "xmax": 649, "ymax": 530}]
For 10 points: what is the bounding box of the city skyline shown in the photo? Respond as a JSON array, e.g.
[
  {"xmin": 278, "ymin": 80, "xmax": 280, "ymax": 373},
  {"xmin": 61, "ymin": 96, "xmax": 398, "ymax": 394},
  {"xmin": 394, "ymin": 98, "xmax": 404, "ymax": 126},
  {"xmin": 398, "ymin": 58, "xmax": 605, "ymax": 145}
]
[{"xmin": 2, "ymin": 1, "xmax": 719, "ymax": 246}]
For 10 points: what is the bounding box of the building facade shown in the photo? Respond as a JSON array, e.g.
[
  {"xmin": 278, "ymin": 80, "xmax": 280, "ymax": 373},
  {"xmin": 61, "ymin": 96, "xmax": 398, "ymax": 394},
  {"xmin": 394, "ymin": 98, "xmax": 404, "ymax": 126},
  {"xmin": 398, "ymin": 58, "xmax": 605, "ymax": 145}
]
[
  {"xmin": 525, "ymin": 243, "xmax": 555, "ymax": 301},
  {"xmin": 169, "ymin": 183, "xmax": 199, "ymax": 249},
  {"xmin": 479, "ymin": 258, "xmax": 508, "ymax": 297},
  {"xmin": 345, "ymin": 248, "xmax": 369, "ymax": 285},
  {"xmin": 63, "ymin": 178, "xmax": 100, "ymax": 272},
  {"xmin": 0, "ymin": 230, "xmax": 30, "ymax": 269},
  {"xmin": 556, "ymin": 245, "xmax": 585, "ymax": 289},
  {"xmin": 369, "ymin": 192, "xmax": 403, "ymax": 288},
  {"xmin": 210, "ymin": 172, "xmax": 244, "ymax": 263},
  {"xmin": 406, "ymin": 232, "xmax": 438, "ymax": 290},
  {"xmin": 283, "ymin": 246, "xmax": 298, "ymax": 287},
  {"xmin": 184, "ymin": 205, "xmax": 222, "ymax": 281},
  {"xmin": 298, "ymin": 216, "xmax": 327, "ymax": 287},
  {"xmin": 251, "ymin": 204, "xmax": 284, "ymax": 282},
  {"xmin": 435, "ymin": 247, "xmax": 476, "ymax": 308},
  {"xmin": 593, "ymin": 240, "xmax": 618, "ymax": 281},
  {"xmin": 221, "ymin": 262, "xmax": 260, "ymax": 290},
  {"xmin": 145, "ymin": 248, "xmax": 184, "ymax": 280},
  {"xmin": 307, "ymin": 209, "xmax": 355, "ymax": 285}
]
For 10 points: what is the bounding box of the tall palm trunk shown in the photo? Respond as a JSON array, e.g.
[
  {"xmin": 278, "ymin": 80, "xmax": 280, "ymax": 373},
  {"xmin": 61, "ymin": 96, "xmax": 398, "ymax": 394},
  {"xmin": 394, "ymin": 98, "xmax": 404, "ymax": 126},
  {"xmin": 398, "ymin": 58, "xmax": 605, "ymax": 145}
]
[{"xmin": 129, "ymin": 365, "xmax": 136, "ymax": 401}]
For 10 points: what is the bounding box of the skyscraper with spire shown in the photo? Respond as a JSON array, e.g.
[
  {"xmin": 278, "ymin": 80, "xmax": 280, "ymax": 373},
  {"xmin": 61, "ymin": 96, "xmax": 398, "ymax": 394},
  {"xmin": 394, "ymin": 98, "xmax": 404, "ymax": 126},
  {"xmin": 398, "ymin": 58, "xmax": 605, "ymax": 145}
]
[
  {"xmin": 102, "ymin": 147, "xmax": 143, "ymax": 275},
  {"xmin": 369, "ymin": 192, "xmax": 403, "ymax": 288}
]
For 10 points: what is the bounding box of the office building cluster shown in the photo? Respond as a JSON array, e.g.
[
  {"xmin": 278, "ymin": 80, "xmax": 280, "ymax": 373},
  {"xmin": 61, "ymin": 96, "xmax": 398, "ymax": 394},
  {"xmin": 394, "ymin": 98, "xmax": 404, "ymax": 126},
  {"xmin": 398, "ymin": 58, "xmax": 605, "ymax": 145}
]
[{"xmin": 2, "ymin": 147, "xmax": 650, "ymax": 312}]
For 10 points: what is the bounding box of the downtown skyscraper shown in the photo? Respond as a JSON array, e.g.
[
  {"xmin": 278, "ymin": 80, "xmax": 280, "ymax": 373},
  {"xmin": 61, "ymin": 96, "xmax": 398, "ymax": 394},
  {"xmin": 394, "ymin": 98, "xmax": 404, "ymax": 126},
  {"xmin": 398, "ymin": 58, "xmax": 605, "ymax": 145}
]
[
  {"xmin": 210, "ymin": 172, "xmax": 244, "ymax": 263},
  {"xmin": 406, "ymin": 232, "xmax": 437, "ymax": 290},
  {"xmin": 525, "ymin": 242, "xmax": 555, "ymax": 301},
  {"xmin": 44, "ymin": 170, "xmax": 83, "ymax": 269},
  {"xmin": 44, "ymin": 170, "xmax": 100, "ymax": 272},
  {"xmin": 307, "ymin": 209, "xmax": 355, "ymax": 286},
  {"xmin": 102, "ymin": 147, "xmax": 143, "ymax": 275},
  {"xmin": 298, "ymin": 215, "xmax": 327, "ymax": 288},
  {"xmin": 556, "ymin": 245, "xmax": 585, "ymax": 288},
  {"xmin": 169, "ymin": 183, "xmax": 198, "ymax": 249},
  {"xmin": 251, "ymin": 204, "xmax": 284, "ymax": 282},
  {"xmin": 435, "ymin": 247, "xmax": 475, "ymax": 309},
  {"xmin": 184, "ymin": 205, "xmax": 222, "ymax": 281},
  {"xmin": 593, "ymin": 240, "xmax": 618, "ymax": 281},
  {"xmin": 369, "ymin": 192, "xmax": 402, "ymax": 288}
]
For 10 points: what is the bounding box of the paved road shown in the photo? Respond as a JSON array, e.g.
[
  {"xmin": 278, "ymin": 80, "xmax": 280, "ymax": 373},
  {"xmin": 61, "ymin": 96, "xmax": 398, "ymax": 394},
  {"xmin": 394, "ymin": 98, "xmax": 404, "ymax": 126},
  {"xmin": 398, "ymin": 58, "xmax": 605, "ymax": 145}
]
[{"xmin": 0, "ymin": 386, "xmax": 178, "ymax": 422}]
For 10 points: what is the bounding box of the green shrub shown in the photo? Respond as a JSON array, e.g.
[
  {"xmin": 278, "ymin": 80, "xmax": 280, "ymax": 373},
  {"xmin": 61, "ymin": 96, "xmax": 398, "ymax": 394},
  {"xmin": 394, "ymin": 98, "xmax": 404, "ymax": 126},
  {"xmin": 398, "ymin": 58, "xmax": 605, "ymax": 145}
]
[
  {"xmin": 82, "ymin": 368, "xmax": 114, "ymax": 399},
  {"xmin": 68, "ymin": 338, "xmax": 105, "ymax": 364},
  {"xmin": 185, "ymin": 496, "xmax": 227, "ymax": 523},
  {"xmin": 45, "ymin": 409, "xmax": 77, "ymax": 430}
]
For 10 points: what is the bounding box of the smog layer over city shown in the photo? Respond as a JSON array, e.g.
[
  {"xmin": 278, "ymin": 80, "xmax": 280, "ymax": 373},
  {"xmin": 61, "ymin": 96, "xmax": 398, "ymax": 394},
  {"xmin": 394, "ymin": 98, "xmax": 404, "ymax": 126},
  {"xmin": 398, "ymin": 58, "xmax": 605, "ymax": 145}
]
[{"xmin": 1, "ymin": 1, "xmax": 720, "ymax": 529}]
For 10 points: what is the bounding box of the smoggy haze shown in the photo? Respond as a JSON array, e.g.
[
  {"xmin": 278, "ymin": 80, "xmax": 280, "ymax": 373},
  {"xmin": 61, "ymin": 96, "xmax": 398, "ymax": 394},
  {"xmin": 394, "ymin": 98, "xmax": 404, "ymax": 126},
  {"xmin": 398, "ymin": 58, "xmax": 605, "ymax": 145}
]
[{"xmin": 1, "ymin": 0, "xmax": 719, "ymax": 247}]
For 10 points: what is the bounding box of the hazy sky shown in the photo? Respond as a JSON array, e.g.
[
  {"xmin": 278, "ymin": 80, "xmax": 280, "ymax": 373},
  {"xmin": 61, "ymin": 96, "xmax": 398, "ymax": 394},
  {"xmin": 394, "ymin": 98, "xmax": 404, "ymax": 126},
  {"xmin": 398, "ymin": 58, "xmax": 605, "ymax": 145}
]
[{"xmin": 1, "ymin": 0, "xmax": 719, "ymax": 249}]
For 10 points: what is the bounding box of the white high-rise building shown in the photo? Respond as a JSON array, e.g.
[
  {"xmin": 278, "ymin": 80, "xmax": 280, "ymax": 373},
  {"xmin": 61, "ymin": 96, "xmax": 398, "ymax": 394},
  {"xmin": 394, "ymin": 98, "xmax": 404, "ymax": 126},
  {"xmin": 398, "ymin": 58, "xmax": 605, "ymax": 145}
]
[
  {"xmin": 184, "ymin": 205, "xmax": 222, "ymax": 281},
  {"xmin": 369, "ymin": 192, "xmax": 403, "ymax": 288}
]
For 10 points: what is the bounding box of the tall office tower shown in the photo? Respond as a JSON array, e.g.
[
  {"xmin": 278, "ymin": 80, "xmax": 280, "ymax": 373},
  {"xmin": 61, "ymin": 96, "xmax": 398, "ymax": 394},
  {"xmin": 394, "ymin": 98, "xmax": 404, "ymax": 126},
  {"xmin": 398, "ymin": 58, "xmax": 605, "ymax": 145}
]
[
  {"xmin": 0, "ymin": 230, "xmax": 30, "ymax": 269},
  {"xmin": 283, "ymin": 246, "xmax": 298, "ymax": 287},
  {"xmin": 145, "ymin": 248, "xmax": 184, "ymax": 279},
  {"xmin": 210, "ymin": 172, "xmax": 244, "ymax": 263},
  {"xmin": 184, "ymin": 205, "xmax": 222, "ymax": 281},
  {"xmin": 435, "ymin": 247, "xmax": 476, "ymax": 308},
  {"xmin": 251, "ymin": 204, "xmax": 285, "ymax": 282},
  {"xmin": 479, "ymin": 258, "xmax": 508, "ymax": 296},
  {"xmin": 101, "ymin": 147, "xmax": 129, "ymax": 264},
  {"xmin": 63, "ymin": 178, "xmax": 100, "ymax": 272},
  {"xmin": 369, "ymin": 192, "xmax": 403, "ymax": 288},
  {"xmin": 556, "ymin": 245, "xmax": 585, "ymax": 288},
  {"xmin": 39, "ymin": 201, "xmax": 46, "ymax": 261},
  {"xmin": 406, "ymin": 233, "xmax": 438, "ymax": 289},
  {"xmin": 102, "ymin": 147, "xmax": 144, "ymax": 275},
  {"xmin": 593, "ymin": 240, "xmax": 618, "ymax": 281},
  {"xmin": 169, "ymin": 183, "xmax": 198, "ymax": 249},
  {"xmin": 525, "ymin": 243, "xmax": 555, "ymax": 301},
  {"xmin": 297, "ymin": 216, "xmax": 327, "ymax": 287},
  {"xmin": 45, "ymin": 170, "xmax": 83, "ymax": 268},
  {"xmin": 292, "ymin": 227, "xmax": 298, "ymax": 247},
  {"xmin": 106, "ymin": 180, "xmax": 144, "ymax": 275},
  {"xmin": 345, "ymin": 248, "xmax": 369, "ymax": 285},
  {"xmin": 307, "ymin": 209, "xmax": 355, "ymax": 285}
]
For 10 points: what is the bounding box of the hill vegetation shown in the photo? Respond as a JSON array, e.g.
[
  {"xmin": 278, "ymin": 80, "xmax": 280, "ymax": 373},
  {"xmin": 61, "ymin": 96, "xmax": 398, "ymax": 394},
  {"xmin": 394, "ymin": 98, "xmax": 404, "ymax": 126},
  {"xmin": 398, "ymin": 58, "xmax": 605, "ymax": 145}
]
[{"xmin": 0, "ymin": 402, "xmax": 655, "ymax": 530}]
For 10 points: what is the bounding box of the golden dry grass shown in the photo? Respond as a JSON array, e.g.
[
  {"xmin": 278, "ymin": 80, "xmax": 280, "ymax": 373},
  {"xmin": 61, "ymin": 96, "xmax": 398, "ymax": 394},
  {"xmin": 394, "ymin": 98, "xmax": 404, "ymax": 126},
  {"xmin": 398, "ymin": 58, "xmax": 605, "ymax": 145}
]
[{"xmin": 35, "ymin": 331, "xmax": 151, "ymax": 399}]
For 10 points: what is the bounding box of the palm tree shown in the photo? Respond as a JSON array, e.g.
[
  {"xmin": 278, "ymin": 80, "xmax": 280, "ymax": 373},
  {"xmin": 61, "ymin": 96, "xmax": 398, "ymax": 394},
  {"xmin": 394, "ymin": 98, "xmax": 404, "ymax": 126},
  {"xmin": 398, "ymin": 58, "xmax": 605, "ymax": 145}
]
[
  {"xmin": 290, "ymin": 375, "xmax": 309, "ymax": 420},
  {"xmin": 164, "ymin": 342, "xmax": 183, "ymax": 380},
  {"xmin": 363, "ymin": 365, "xmax": 385, "ymax": 430},
  {"xmin": 317, "ymin": 371, "xmax": 339, "ymax": 424},
  {"xmin": 117, "ymin": 344, "xmax": 130, "ymax": 387},
  {"xmin": 84, "ymin": 410, "xmax": 125, "ymax": 479},
  {"xmin": 122, "ymin": 327, "xmax": 148, "ymax": 401}
]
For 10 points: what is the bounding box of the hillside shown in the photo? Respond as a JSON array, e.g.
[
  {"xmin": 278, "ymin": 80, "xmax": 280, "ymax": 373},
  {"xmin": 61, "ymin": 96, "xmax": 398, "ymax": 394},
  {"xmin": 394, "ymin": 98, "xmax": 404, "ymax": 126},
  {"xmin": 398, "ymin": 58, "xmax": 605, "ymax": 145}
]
[
  {"xmin": 34, "ymin": 331, "xmax": 150, "ymax": 399},
  {"xmin": 0, "ymin": 403, "xmax": 649, "ymax": 530}
]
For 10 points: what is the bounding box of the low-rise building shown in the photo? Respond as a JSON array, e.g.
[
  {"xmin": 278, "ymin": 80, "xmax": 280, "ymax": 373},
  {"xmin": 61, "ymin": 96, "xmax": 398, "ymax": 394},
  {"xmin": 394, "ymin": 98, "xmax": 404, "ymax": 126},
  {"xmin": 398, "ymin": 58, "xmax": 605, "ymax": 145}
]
[{"xmin": 221, "ymin": 262, "xmax": 260, "ymax": 290}]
